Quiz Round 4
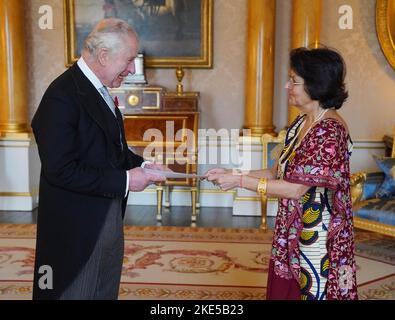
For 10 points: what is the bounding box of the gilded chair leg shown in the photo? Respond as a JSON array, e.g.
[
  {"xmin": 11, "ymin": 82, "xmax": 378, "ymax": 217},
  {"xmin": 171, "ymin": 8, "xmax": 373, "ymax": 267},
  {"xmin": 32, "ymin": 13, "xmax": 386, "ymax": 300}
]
[
  {"xmin": 156, "ymin": 186, "xmax": 164, "ymax": 221},
  {"xmin": 196, "ymin": 179, "xmax": 201, "ymax": 211},
  {"xmin": 260, "ymin": 195, "xmax": 267, "ymax": 231},
  {"xmin": 191, "ymin": 187, "xmax": 197, "ymax": 223},
  {"xmin": 164, "ymin": 185, "xmax": 171, "ymax": 208}
]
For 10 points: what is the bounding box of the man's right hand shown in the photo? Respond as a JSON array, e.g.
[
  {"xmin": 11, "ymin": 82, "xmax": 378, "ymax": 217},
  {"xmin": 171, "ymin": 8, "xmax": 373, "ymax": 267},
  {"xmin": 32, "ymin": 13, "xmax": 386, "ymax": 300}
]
[{"xmin": 128, "ymin": 167, "xmax": 166, "ymax": 192}]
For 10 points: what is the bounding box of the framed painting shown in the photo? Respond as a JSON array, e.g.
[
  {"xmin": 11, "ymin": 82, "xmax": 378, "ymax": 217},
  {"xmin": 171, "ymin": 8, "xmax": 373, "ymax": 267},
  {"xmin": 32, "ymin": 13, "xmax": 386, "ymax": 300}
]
[
  {"xmin": 259, "ymin": 130, "xmax": 286, "ymax": 230},
  {"xmin": 261, "ymin": 130, "xmax": 286, "ymax": 170},
  {"xmin": 64, "ymin": 0, "xmax": 213, "ymax": 68}
]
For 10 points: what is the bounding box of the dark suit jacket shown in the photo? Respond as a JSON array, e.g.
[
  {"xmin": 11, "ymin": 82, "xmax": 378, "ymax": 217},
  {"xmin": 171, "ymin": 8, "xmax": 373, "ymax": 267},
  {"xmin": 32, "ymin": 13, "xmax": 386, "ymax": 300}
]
[{"xmin": 31, "ymin": 63, "xmax": 143, "ymax": 299}]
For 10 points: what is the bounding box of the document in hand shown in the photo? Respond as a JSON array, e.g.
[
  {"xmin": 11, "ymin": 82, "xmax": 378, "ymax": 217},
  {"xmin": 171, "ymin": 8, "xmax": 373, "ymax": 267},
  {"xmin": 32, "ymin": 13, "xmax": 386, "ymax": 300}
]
[{"xmin": 143, "ymin": 168, "xmax": 206, "ymax": 179}]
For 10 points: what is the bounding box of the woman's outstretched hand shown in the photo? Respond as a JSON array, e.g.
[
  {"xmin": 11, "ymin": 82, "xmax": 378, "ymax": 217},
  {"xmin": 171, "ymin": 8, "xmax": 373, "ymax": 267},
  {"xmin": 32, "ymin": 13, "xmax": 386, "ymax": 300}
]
[
  {"xmin": 201, "ymin": 167, "xmax": 228, "ymax": 181},
  {"xmin": 202, "ymin": 167, "xmax": 229, "ymax": 178},
  {"xmin": 203, "ymin": 168, "xmax": 241, "ymax": 191}
]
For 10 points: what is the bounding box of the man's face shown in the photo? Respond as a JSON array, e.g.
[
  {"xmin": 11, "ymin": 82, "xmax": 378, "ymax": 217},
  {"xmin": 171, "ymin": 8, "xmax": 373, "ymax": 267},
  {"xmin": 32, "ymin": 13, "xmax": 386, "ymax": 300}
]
[{"xmin": 102, "ymin": 34, "xmax": 138, "ymax": 88}]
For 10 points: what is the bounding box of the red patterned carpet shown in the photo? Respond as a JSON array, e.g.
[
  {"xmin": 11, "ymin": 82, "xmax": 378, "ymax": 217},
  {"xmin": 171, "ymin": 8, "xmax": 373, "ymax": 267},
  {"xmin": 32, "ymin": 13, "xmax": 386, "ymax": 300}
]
[{"xmin": 0, "ymin": 224, "xmax": 393, "ymax": 300}]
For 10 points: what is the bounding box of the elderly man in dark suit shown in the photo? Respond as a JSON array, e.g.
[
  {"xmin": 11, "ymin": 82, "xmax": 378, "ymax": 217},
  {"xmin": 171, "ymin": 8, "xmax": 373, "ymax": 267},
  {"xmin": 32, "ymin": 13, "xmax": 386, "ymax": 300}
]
[{"xmin": 31, "ymin": 18, "xmax": 166, "ymax": 300}]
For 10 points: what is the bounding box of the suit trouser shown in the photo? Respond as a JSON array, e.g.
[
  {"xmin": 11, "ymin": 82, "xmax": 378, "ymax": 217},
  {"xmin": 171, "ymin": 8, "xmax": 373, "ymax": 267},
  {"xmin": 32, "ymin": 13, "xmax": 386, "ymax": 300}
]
[{"xmin": 60, "ymin": 199, "xmax": 124, "ymax": 300}]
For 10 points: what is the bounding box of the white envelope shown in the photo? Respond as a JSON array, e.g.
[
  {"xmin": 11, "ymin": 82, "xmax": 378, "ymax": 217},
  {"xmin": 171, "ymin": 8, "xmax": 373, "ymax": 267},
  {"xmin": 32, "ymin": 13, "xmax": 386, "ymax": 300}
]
[{"xmin": 143, "ymin": 168, "xmax": 205, "ymax": 179}]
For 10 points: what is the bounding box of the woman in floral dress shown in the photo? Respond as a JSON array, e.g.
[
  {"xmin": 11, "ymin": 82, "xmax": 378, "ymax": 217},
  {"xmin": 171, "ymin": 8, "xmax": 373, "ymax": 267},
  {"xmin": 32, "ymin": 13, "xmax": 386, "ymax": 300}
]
[{"xmin": 204, "ymin": 47, "xmax": 358, "ymax": 300}]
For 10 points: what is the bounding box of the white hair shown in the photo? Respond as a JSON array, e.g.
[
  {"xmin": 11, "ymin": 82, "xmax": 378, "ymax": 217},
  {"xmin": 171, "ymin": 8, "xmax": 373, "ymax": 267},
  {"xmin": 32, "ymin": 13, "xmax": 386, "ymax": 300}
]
[{"xmin": 83, "ymin": 18, "xmax": 138, "ymax": 57}]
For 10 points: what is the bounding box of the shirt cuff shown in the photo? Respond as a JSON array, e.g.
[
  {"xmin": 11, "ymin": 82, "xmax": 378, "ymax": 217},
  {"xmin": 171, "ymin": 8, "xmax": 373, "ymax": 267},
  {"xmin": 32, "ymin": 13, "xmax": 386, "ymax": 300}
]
[
  {"xmin": 125, "ymin": 170, "xmax": 129, "ymax": 197},
  {"xmin": 141, "ymin": 161, "xmax": 152, "ymax": 168}
]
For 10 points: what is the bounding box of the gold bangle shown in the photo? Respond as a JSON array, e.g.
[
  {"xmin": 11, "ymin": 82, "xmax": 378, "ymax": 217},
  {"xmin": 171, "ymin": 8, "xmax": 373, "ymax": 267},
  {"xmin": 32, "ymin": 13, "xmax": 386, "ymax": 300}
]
[{"xmin": 256, "ymin": 178, "xmax": 267, "ymax": 196}]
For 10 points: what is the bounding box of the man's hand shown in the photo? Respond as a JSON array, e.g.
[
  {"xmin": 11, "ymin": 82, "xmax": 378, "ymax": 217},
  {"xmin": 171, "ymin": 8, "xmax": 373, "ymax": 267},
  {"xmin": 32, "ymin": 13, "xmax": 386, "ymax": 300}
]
[
  {"xmin": 128, "ymin": 167, "xmax": 166, "ymax": 192},
  {"xmin": 143, "ymin": 162, "xmax": 173, "ymax": 172}
]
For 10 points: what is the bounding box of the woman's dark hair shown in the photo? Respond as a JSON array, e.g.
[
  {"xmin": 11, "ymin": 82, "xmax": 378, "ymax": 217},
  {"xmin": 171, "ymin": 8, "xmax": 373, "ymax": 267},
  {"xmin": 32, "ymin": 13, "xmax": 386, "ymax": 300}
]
[{"xmin": 290, "ymin": 47, "xmax": 348, "ymax": 109}]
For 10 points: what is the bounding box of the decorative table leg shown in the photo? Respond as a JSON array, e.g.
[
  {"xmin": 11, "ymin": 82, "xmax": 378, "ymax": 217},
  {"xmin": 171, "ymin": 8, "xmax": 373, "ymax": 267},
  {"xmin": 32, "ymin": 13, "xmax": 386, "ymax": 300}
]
[{"xmin": 156, "ymin": 186, "xmax": 164, "ymax": 221}]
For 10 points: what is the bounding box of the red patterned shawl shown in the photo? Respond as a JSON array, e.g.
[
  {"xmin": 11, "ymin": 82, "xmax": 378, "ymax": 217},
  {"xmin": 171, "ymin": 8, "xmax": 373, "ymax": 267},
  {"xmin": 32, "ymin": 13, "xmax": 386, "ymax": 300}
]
[{"xmin": 267, "ymin": 117, "xmax": 358, "ymax": 300}]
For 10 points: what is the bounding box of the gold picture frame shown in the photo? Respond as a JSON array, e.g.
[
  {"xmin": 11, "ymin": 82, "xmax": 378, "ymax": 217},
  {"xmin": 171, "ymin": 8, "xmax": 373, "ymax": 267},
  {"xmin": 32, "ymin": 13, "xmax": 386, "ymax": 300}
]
[
  {"xmin": 376, "ymin": 0, "xmax": 395, "ymax": 69},
  {"xmin": 64, "ymin": 0, "xmax": 213, "ymax": 68}
]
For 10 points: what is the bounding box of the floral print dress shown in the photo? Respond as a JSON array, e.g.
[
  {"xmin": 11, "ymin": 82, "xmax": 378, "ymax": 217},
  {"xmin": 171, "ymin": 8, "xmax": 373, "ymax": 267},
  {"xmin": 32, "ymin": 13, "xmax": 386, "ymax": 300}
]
[{"xmin": 266, "ymin": 114, "xmax": 358, "ymax": 300}]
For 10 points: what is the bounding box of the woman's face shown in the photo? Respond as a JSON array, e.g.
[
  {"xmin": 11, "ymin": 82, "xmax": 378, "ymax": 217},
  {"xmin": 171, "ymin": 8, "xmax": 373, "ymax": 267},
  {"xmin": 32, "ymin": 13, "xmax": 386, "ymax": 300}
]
[{"xmin": 286, "ymin": 70, "xmax": 313, "ymax": 108}]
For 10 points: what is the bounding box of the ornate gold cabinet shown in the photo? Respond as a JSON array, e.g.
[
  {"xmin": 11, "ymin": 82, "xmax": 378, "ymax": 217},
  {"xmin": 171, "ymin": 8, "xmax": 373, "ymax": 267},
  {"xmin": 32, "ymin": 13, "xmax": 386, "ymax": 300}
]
[{"xmin": 112, "ymin": 86, "xmax": 200, "ymax": 223}]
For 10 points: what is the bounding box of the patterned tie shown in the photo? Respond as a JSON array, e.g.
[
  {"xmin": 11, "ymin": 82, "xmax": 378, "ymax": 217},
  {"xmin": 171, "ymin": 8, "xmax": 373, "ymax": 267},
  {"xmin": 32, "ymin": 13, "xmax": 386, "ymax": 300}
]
[
  {"xmin": 99, "ymin": 86, "xmax": 116, "ymax": 116},
  {"xmin": 99, "ymin": 86, "xmax": 123, "ymax": 151}
]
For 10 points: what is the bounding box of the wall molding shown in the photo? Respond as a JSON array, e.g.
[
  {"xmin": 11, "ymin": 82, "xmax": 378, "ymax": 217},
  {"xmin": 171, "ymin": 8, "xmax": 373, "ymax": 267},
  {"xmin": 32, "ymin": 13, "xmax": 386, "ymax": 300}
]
[{"xmin": 1, "ymin": 136, "xmax": 385, "ymax": 213}]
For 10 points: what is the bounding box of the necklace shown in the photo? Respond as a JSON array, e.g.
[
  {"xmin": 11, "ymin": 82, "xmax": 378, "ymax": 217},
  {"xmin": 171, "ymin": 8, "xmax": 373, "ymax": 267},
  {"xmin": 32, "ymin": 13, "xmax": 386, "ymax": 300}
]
[
  {"xmin": 294, "ymin": 108, "xmax": 329, "ymax": 147},
  {"xmin": 313, "ymin": 108, "xmax": 328, "ymax": 123},
  {"xmin": 279, "ymin": 108, "xmax": 329, "ymax": 167}
]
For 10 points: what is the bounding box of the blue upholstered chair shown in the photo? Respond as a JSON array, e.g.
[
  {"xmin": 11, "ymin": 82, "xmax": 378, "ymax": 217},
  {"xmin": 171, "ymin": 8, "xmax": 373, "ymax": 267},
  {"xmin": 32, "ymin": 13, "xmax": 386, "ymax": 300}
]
[{"xmin": 351, "ymin": 132, "xmax": 395, "ymax": 237}]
